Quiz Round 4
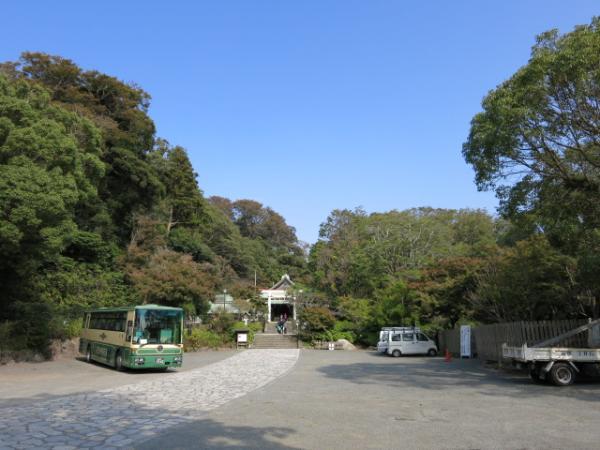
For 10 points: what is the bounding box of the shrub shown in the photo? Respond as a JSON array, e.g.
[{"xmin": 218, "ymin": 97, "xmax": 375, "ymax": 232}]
[
  {"xmin": 209, "ymin": 312, "xmax": 237, "ymax": 336},
  {"xmin": 331, "ymin": 321, "xmax": 357, "ymax": 343},
  {"xmin": 10, "ymin": 302, "xmax": 52, "ymax": 358},
  {"xmin": 298, "ymin": 306, "xmax": 336, "ymax": 342},
  {"xmin": 49, "ymin": 317, "xmax": 83, "ymax": 341},
  {"xmin": 184, "ymin": 327, "xmax": 223, "ymax": 351}
]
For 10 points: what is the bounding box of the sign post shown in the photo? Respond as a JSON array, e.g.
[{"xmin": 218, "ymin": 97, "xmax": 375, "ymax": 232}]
[
  {"xmin": 460, "ymin": 325, "xmax": 471, "ymax": 358},
  {"xmin": 235, "ymin": 330, "xmax": 249, "ymax": 349}
]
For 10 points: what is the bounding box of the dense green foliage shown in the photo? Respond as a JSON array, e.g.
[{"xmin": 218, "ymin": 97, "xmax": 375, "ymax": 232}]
[
  {"xmin": 183, "ymin": 320, "xmax": 262, "ymax": 350},
  {"xmin": 301, "ymin": 19, "xmax": 600, "ymax": 344},
  {"xmin": 463, "ymin": 18, "xmax": 600, "ymax": 320},
  {"xmin": 2, "ymin": 18, "xmax": 599, "ymax": 355},
  {"xmin": 305, "ymin": 207, "xmax": 497, "ymax": 343},
  {"xmin": 0, "ymin": 53, "xmax": 306, "ymax": 356}
]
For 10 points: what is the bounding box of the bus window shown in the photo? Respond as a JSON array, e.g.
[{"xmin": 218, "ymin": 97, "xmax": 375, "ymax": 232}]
[
  {"xmin": 89, "ymin": 312, "xmax": 126, "ymax": 331},
  {"xmin": 134, "ymin": 308, "xmax": 182, "ymax": 345}
]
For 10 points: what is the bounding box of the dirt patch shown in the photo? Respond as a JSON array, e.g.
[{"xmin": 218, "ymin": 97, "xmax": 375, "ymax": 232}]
[
  {"xmin": 0, "ymin": 338, "xmax": 80, "ymax": 365},
  {"xmin": 50, "ymin": 338, "xmax": 80, "ymax": 359}
]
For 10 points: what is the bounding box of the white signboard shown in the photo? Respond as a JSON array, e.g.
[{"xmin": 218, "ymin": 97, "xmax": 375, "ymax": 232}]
[
  {"xmin": 237, "ymin": 333, "xmax": 248, "ymax": 343},
  {"xmin": 460, "ymin": 325, "xmax": 471, "ymax": 358}
]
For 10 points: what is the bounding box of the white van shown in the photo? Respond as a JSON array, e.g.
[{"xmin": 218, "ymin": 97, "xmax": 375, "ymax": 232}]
[
  {"xmin": 386, "ymin": 330, "xmax": 437, "ymax": 357},
  {"xmin": 377, "ymin": 330, "xmax": 390, "ymax": 353},
  {"xmin": 377, "ymin": 327, "xmax": 420, "ymax": 354}
]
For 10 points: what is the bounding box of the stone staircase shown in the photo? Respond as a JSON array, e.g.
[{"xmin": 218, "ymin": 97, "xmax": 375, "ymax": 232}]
[
  {"xmin": 252, "ymin": 333, "xmax": 299, "ymax": 349},
  {"xmin": 253, "ymin": 321, "xmax": 299, "ymax": 349},
  {"xmin": 264, "ymin": 320, "xmax": 297, "ymax": 334}
]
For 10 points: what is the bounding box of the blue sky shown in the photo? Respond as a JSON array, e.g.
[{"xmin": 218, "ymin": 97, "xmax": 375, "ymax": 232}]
[{"xmin": 1, "ymin": 1, "xmax": 598, "ymax": 243}]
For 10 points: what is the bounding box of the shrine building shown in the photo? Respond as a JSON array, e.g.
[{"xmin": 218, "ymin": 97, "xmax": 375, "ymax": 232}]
[{"xmin": 260, "ymin": 274, "xmax": 297, "ymax": 322}]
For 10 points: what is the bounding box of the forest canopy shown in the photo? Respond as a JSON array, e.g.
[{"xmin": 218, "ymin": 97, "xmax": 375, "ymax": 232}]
[
  {"xmin": 0, "ymin": 53, "xmax": 306, "ymax": 355},
  {"xmin": 1, "ymin": 17, "xmax": 599, "ymax": 355}
]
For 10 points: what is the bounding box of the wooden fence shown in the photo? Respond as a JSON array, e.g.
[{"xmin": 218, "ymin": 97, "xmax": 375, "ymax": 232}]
[{"xmin": 439, "ymin": 319, "xmax": 589, "ymax": 363}]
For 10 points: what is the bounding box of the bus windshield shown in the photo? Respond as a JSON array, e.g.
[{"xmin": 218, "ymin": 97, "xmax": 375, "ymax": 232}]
[{"xmin": 134, "ymin": 309, "xmax": 182, "ymax": 345}]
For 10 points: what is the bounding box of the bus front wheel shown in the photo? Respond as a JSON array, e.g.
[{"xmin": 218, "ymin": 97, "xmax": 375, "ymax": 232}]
[{"xmin": 114, "ymin": 351, "xmax": 124, "ymax": 371}]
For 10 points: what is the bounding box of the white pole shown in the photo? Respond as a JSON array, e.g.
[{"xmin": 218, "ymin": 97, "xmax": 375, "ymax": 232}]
[{"xmin": 267, "ymin": 294, "xmax": 271, "ymax": 322}]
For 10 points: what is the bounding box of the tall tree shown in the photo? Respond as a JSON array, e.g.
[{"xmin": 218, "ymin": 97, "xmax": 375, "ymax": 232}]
[
  {"xmin": 2, "ymin": 52, "xmax": 164, "ymax": 242},
  {"xmin": 463, "ymin": 18, "xmax": 600, "ymax": 317}
]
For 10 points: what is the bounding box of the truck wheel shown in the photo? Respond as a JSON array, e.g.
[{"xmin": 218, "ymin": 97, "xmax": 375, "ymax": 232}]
[
  {"xmin": 85, "ymin": 346, "xmax": 92, "ymax": 363},
  {"xmin": 392, "ymin": 350, "xmax": 401, "ymax": 357},
  {"xmin": 549, "ymin": 363, "xmax": 575, "ymax": 386},
  {"xmin": 427, "ymin": 349, "xmax": 437, "ymax": 357}
]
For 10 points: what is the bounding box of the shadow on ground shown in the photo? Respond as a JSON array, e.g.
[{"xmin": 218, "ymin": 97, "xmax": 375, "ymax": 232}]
[
  {"xmin": 74, "ymin": 356, "xmax": 184, "ymax": 374},
  {"xmin": 317, "ymin": 352, "xmax": 600, "ymax": 402},
  {"xmin": 135, "ymin": 418, "xmax": 299, "ymax": 450},
  {"xmin": 1, "ymin": 376, "xmax": 299, "ymax": 449}
]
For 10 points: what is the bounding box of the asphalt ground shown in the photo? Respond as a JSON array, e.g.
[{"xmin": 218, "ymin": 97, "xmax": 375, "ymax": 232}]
[
  {"xmin": 143, "ymin": 350, "xmax": 600, "ymax": 450},
  {"xmin": 2, "ymin": 350, "xmax": 600, "ymax": 449}
]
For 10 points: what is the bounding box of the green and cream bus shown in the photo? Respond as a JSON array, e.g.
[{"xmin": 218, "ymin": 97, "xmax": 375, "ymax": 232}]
[{"xmin": 79, "ymin": 305, "xmax": 184, "ymax": 370}]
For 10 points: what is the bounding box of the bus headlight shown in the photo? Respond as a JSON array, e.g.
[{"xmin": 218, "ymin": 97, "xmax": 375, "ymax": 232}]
[
  {"xmin": 134, "ymin": 357, "xmax": 145, "ymax": 365},
  {"xmin": 173, "ymin": 356, "xmax": 182, "ymax": 364}
]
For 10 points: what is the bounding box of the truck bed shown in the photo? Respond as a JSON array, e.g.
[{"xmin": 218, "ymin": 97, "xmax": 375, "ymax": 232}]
[{"xmin": 503, "ymin": 343, "xmax": 600, "ymax": 362}]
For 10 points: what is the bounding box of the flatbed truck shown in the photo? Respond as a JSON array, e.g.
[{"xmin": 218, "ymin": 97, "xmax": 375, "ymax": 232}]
[{"xmin": 502, "ymin": 319, "xmax": 600, "ymax": 386}]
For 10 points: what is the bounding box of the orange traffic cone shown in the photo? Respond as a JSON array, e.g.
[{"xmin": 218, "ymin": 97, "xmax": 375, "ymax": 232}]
[{"xmin": 444, "ymin": 348, "xmax": 452, "ymax": 362}]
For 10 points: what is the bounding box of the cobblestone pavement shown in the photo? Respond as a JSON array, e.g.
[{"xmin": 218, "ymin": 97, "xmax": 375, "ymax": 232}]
[{"xmin": 0, "ymin": 349, "xmax": 299, "ymax": 449}]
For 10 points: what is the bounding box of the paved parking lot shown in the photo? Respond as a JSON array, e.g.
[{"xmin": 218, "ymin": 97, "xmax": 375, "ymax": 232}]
[
  {"xmin": 142, "ymin": 351, "xmax": 600, "ymax": 449},
  {"xmin": 2, "ymin": 350, "xmax": 600, "ymax": 449}
]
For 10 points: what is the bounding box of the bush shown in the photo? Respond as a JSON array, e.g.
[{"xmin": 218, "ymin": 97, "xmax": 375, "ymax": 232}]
[
  {"xmin": 0, "ymin": 321, "xmax": 14, "ymax": 360},
  {"xmin": 49, "ymin": 317, "xmax": 83, "ymax": 341},
  {"xmin": 10, "ymin": 302, "xmax": 52, "ymax": 358},
  {"xmin": 184, "ymin": 327, "xmax": 223, "ymax": 350},
  {"xmin": 331, "ymin": 321, "xmax": 357, "ymax": 343},
  {"xmin": 299, "ymin": 306, "xmax": 334, "ymax": 330},
  {"xmin": 209, "ymin": 313, "xmax": 237, "ymax": 336}
]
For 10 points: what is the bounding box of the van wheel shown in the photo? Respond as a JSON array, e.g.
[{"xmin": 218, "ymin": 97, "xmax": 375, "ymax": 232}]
[
  {"xmin": 85, "ymin": 346, "xmax": 92, "ymax": 363},
  {"xmin": 549, "ymin": 363, "xmax": 575, "ymax": 386},
  {"xmin": 392, "ymin": 350, "xmax": 401, "ymax": 357},
  {"xmin": 114, "ymin": 351, "xmax": 124, "ymax": 371},
  {"xmin": 427, "ymin": 349, "xmax": 437, "ymax": 357}
]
